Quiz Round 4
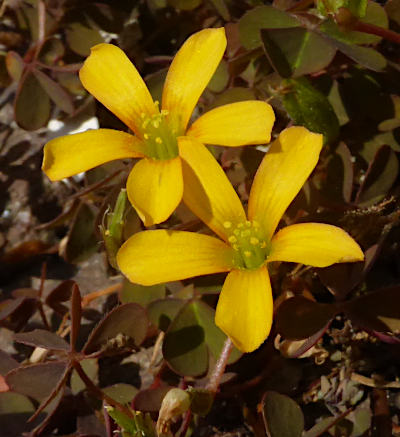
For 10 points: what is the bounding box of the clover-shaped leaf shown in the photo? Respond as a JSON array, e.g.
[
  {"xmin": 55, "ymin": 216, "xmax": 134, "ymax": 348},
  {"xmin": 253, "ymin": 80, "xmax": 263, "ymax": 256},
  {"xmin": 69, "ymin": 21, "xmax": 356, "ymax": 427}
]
[{"xmin": 163, "ymin": 300, "xmax": 241, "ymax": 377}]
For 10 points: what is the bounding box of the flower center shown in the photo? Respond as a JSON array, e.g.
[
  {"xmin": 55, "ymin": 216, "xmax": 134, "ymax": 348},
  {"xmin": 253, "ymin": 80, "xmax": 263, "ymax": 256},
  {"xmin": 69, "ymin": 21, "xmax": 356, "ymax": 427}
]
[
  {"xmin": 140, "ymin": 102, "xmax": 179, "ymax": 160},
  {"xmin": 223, "ymin": 220, "xmax": 269, "ymax": 270}
]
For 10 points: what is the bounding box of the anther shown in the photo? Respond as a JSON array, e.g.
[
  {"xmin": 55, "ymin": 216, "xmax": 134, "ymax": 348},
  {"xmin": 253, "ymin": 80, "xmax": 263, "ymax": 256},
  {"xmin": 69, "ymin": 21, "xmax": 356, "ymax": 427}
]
[
  {"xmin": 234, "ymin": 229, "xmax": 240, "ymax": 236},
  {"xmin": 144, "ymin": 134, "xmax": 149, "ymax": 140},
  {"xmin": 142, "ymin": 119, "xmax": 150, "ymax": 129},
  {"xmin": 260, "ymin": 241, "xmax": 267, "ymax": 248},
  {"xmin": 161, "ymin": 109, "xmax": 169, "ymax": 116},
  {"xmin": 155, "ymin": 137, "xmax": 162, "ymax": 144},
  {"xmin": 241, "ymin": 230, "xmax": 251, "ymax": 237},
  {"xmin": 152, "ymin": 120, "xmax": 160, "ymax": 128},
  {"xmin": 223, "ymin": 221, "xmax": 232, "ymax": 229},
  {"xmin": 244, "ymin": 251, "xmax": 252, "ymax": 258},
  {"xmin": 245, "ymin": 220, "xmax": 251, "ymax": 227},
  {"xmin": 250, "ymin": 237, "xmax": 259, "ymax": 245},
  {"xmin": 233, "ymin": 244, "xmax": 239, "ymax": 251},
  {"xmin": 238, "ymin": 223, "xmax": 244, "ymax": 228},
  {"xmin": 228, "ymin": 236, "xmax": 237, "ymax": 244}
]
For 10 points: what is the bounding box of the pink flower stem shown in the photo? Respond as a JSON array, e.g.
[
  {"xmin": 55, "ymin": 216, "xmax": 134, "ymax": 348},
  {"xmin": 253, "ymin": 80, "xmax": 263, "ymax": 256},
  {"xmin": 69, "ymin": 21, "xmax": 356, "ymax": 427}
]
[
  {"xmin": 206, "ymin": 337, "xmax": 233, "ymax": 394},
  {"xmin": 353, "ymin": 21, "xmax": 400, "ymax": 45}
]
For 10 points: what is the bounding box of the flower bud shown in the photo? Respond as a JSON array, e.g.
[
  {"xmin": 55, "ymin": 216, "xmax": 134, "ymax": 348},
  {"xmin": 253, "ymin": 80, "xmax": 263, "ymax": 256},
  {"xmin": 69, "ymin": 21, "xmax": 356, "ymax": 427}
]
[{"xmin": 156, "ymin": 388, "xmax": 190, "ymax": 436}]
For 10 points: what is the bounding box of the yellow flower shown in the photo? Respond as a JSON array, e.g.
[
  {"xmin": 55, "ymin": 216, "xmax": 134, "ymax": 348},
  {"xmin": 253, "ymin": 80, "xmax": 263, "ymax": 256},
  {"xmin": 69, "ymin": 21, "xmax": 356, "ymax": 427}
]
[
  {"xmin": 116, "ymin": 127, "xmax": 364, "ymax": 353},
  {"xmin": 42, "ymin": 28, "xmax": 275, "ymax": 226}
]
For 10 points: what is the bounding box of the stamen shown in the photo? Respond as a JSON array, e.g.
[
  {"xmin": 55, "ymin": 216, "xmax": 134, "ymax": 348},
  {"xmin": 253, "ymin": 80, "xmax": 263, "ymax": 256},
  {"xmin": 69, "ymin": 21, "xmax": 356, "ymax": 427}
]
[
  {"xmin": 140, "ymin": 106, "xmax": 179, "ymax": 160},
  {"xmin": 223, "ymin": 221, "xmax": 232, "ymax": 229},
  {"xmin": 228, "ymin": 220, "xmax": 269, "ymax": 270}
]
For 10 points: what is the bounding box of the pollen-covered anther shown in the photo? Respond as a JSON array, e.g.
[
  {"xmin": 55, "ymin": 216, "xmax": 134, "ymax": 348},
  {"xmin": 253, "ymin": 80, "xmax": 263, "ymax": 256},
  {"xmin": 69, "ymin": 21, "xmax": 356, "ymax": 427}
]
[
  {"xmin": 250, "ymin": 237, "xmax": 259, "ymax": 245},
  {"xmin": 155, "ymin": 137, "xmax": 163, "ymax": 144},
  {"xmin": 223, "ymin": 221, "xmax": 232, "ymax": 229},
  {"xmin": 228, "ymin": 236, "xmax": 237, "ymax": 244}
]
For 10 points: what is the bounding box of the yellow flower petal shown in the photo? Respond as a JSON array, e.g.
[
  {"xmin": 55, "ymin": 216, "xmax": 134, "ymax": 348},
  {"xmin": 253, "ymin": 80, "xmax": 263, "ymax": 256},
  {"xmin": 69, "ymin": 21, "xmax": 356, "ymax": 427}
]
[
  {"xmin": 162, "ymin": 28, "xmax": 226, "ymax": 135},
  {"xmin": 179, "ymin": 136, "xmax": 246, "ymax": 241},
  {"xmin": 117, "ymin": 230, "xmax": 234, "ymax": 285},
  {"xmin": 248, "ymin": 127, "xmax": 323, "ymax": 242},
  {"xmin": 187, "ymin": 101, "xmax": 275, "ymax": 146},
  {"xmin": 126, "ymin": 156, "xmax": 183, "ymax": 226},
  {"xmin": 215, "ymin": 267, "xmax": 273, "ymax": 353},
  {"xmin": 267, "ymin": 223, "xmax": 364, "ymax": 267},
  {"xmin": 79, "ymin": 43, "xmax": 156, "ymax": 136},
  {"xmin": 42, "ymin": 129, "xmax": 146, "ymax": 181}
]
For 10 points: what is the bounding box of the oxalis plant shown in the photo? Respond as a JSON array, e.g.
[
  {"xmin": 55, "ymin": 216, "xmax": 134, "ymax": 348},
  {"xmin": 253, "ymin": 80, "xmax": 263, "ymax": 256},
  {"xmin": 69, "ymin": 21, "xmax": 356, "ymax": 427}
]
[
  {"xmin": 41, "ymin": 27, "xmax": 364, "ymax": 434},
  {"xmin": 2, "ymin": 0, "xmax": 400, "ymax": 436}
]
